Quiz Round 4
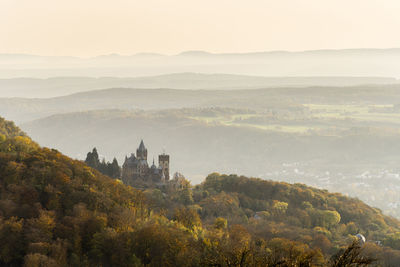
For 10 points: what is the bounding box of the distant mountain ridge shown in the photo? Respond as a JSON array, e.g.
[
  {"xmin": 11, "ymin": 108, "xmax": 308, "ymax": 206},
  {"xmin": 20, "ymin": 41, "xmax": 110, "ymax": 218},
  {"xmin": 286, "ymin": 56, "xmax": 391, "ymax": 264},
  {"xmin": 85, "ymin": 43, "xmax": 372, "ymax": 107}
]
[
  {"xmin": 3, "ymin": 48, "xmax": 400, "ymax": 59},
  {"xmin": 2, "ymin": 48, "xmax": 400, "ymax": 78},
  {"xmin": 0, "ymin": 73, "xmax": 398, "ymax": 98}
]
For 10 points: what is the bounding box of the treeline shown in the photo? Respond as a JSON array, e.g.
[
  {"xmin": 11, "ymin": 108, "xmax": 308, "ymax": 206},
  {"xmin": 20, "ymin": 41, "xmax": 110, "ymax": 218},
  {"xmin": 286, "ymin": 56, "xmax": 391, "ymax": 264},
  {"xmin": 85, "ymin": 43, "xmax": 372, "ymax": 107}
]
[{"xmin": 85, "ymin": 147, "xmax": 121, "ymax": 178}]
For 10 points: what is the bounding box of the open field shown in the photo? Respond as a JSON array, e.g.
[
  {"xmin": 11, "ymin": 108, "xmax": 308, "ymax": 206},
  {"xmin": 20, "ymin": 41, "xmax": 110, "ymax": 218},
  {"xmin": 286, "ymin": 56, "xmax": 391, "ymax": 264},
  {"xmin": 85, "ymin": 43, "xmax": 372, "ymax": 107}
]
[{"xmin": 187, "ymin": 104, "xmax": 400, "ymax": 134}]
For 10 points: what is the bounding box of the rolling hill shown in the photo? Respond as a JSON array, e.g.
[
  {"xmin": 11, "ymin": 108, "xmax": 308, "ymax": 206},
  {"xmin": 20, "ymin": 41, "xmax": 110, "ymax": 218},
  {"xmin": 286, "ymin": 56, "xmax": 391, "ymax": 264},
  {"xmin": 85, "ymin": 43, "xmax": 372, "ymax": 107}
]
[
  {"xmin": 2, "ymin": 84, "xmax": 400, "ymax": 123},
  {"xmin": 0, "ymin": 73, "xmax": 397, "ymax": 98}
]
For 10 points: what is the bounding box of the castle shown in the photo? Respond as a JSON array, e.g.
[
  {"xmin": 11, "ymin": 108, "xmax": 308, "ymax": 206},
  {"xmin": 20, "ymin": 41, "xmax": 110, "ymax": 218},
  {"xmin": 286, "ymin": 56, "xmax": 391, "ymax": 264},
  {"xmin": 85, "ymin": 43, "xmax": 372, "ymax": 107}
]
[{"xmin": 121, "ymin": 140, "xmax": 170, "ymax": 186}]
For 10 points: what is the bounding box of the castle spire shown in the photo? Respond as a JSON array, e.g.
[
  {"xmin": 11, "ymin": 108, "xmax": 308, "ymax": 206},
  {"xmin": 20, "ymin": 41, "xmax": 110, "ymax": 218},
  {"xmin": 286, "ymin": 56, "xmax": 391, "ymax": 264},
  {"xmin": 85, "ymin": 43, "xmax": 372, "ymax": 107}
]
[
  {"xmin": 138, "ymin": 139, "xmax": 146, "ymax": 151},
  {"xmin": 136, "ymin": 139, "xmax": 148, "ymax": 161}
]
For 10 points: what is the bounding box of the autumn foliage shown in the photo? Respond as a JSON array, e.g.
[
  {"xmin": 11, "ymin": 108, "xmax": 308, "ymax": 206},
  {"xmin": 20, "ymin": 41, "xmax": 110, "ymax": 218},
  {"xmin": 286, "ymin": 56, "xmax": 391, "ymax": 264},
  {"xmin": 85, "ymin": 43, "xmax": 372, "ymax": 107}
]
[{"xmin": 0, "ymin": 116, "xmax": 397, "ymax": 266}]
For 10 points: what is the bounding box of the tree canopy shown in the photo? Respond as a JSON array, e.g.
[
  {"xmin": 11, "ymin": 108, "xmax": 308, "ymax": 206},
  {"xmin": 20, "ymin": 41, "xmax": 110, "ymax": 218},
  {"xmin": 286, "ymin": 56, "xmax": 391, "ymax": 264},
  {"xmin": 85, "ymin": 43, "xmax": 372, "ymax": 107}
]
[{"xmin": 0, "ymin": 116, "xmax": 398, "ymax": 266}]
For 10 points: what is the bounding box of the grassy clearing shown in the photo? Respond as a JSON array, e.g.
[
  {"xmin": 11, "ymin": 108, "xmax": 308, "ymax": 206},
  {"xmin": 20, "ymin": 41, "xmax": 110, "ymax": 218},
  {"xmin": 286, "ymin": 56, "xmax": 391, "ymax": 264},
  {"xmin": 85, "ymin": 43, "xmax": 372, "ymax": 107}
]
[{"xmin": 187, "ymin": 104, "xmax": 400, "ymax": 134}]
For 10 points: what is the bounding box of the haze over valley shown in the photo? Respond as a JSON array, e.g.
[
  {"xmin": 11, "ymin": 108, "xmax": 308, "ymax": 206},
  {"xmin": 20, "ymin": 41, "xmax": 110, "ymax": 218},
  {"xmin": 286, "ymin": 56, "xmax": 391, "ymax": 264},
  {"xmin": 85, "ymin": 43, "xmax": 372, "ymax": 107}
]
[
  {"xmin": 2, "ymin": 72, "xmax": 398, "ymax": 98},
  {"xmin": 2, "ymin": 1, "xmax": 400, "ymax": 265},
  {"xmin": 1, "ymin": 78, "xmax": 399, "ymax": 217},
  {"xmin": 2, "ymin": 51, "xmax": 400, "ymax": 218},
  {"xmin": 2, "ymin": 49, "xmax": 400, "ymax": 79}
]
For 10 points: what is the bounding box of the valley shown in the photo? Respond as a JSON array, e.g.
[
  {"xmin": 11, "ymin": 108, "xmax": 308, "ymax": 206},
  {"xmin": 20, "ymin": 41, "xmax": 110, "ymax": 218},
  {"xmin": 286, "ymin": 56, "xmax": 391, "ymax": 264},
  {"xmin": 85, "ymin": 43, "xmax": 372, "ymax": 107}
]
[{"xmin": 3, "ymin": 83, "xmax": 398, "ymax": 218}]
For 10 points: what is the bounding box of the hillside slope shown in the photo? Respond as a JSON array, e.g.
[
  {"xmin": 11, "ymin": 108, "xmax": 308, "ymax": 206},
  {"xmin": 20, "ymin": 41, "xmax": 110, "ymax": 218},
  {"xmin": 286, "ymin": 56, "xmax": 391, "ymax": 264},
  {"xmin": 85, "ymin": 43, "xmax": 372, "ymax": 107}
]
[
  {"xmin": 1, "ymin": 116, "xmax": 400, "ymax": 265},
  {"xmin": 0, "ymin": 117, "xmax": 150, "ymax": 266}
]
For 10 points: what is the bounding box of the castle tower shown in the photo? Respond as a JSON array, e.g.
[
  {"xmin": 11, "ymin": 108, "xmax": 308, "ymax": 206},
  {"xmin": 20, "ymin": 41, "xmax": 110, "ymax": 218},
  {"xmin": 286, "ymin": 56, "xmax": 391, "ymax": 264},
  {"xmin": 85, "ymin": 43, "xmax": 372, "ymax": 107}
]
[
  {"xmin": 159, "ymin": 153, "xmax": 170, "ymax": 181},
  {"xmin": 136, "ymin": 140, "xmax": 147, "ymax": 161}
]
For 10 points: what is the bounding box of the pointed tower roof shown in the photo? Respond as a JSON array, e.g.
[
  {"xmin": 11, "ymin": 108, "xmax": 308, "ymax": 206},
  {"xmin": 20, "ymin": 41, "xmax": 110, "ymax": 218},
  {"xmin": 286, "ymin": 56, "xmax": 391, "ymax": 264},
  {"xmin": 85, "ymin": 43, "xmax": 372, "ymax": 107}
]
[
  {"xmin": 138, "ymin": 140, "xmax": 146, "ymax": 151},
  {"xmin": 151, "ymin": 158, "xmax": 157, "ymax": 169}
]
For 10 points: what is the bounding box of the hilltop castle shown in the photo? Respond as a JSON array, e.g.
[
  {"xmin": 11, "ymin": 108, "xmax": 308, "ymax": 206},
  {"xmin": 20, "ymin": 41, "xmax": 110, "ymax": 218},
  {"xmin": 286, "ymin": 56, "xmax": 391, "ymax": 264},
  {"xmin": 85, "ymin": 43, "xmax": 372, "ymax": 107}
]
[{"xmin": 121, "ymin": 140, "xmax": 170, "ymax": 186}]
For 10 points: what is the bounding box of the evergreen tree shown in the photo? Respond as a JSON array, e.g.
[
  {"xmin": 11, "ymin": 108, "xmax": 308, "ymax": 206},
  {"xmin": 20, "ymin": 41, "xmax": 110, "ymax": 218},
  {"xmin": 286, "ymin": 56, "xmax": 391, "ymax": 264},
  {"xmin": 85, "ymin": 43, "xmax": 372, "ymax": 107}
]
[
  {"xmin": 110, "ymin": 158, "xmax": 121, "ymax": 178},
  {"xmin": 85, "ymin": 148, "xmax": 121, "ymax": 179},
  {"xmin": 85, "ymin": 147, "xmax": 100, "ymax": 169}
]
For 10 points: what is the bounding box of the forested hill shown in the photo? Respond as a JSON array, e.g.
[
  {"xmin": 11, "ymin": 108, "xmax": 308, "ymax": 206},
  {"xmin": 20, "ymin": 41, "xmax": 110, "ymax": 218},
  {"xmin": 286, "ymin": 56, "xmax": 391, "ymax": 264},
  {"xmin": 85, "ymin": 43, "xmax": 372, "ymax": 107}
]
[
  {"xmin": 0, "ymin": 117, "xmax": 148, "ymax": 266},
  {"xmin": 0, "ymin": 118, "xmax": 25, "ymax": 138},
  {"xmin": 200, "ymin": 174, "xmax": 398, "ymax": 230},
  {"xmin": 2, "ymin": 115, "xmax": 400, "ymax": 266}
]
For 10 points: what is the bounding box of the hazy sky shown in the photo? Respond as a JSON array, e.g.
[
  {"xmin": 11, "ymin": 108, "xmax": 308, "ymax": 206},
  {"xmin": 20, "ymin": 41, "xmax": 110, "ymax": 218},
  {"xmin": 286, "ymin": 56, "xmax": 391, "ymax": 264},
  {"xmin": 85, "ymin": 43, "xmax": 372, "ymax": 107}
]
[{"xmin": 1, "ymin": 0, "xmax": 400, "ymax": 57}]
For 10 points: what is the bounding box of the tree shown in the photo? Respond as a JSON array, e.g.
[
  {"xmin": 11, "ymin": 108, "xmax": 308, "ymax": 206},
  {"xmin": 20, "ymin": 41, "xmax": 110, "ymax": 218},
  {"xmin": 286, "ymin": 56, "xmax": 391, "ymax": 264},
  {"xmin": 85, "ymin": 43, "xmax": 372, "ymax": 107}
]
[
  {"xmin": 24, "ymin": 253, "xmax": 58, "ymax": 267},
  {"xmin": 330, "ymin": 241, "xmax": 376, "ymax": 267},
  {"xmin": 178, "ymin": 188, "xmax": 194, "ymax": 205},
  {"xmin": 214, "ymin": 217, "xmax": 228, "ymax": 230},
  {"xmin": 174, "ymin": 207, "xmax": 202, "ymax": 229},
  {"xmin": 110, "ymin": 158, "xmax": 121, "ymax": 178},
  {"xmin": 321, "ymin": 210, "xmax": 341, "ymax": 229},
  {"xmin": 0, "ymin": 217, "xmax": 26, "ymax": 265},
  {"xmin": 85, "ymin": 148, "xmax": 100, "ymax": 169},
  {"xmin": 383, "ymin": 233, "xmax": 400, "ymax": 250},
  {"xmin": 85, "ymin": 148, "xmax": 121, "ymax": 179},
  {"xmin": 272, "ymin": 201, "xmax": 288, "ymax": 217}
]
